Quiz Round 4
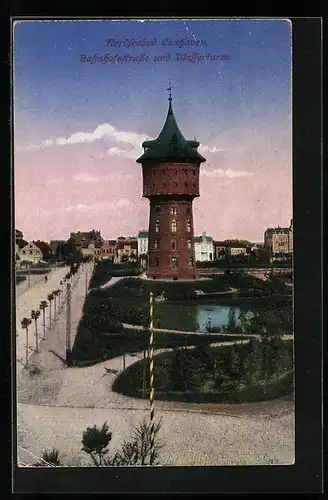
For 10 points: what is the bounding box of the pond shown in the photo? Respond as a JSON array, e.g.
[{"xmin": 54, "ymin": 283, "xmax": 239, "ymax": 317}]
[{"xmin": 154, "ymin": 302, "xmax": 254, "ymax": 333}]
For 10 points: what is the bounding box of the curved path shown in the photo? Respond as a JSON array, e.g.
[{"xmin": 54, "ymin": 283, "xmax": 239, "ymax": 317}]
[{"xmin": 16, "ymin": 268, "xmax": 294, "ymax": 468}]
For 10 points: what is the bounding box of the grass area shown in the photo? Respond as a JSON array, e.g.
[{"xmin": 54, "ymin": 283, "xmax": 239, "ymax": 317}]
[
  {"xmin": 71, "ymin": 326, "xmax": 234, "ymax": 366},
  {"xmin": 88, "ymin": 260, "xmax": 141, "ymax": 289},
  {"xmin": 112, "ymin": 341, "xmax": 294, "ymax": 403}
]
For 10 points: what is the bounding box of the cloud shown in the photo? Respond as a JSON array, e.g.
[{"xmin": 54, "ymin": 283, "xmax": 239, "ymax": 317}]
[
  {"xmin": 18, "ymin": 123, "xmax": 149, "ymax": 151},
  {"xmin": 201, "ymin": 168, "xmax": 252, "ymax": 178},
  {"xmin": 198, "ymin": 145, "xmax": 227, "ymax": 154},
  {"xmin": 73, "ymin": 172, "xmax": 100, "ymax": 183},
  {"xmin": 63, "ymin": 198, "xmax": 132, "ymax": 213},
  {"xmin": 18, "ymin": 122, "xmax": 226, "ymax": 159}
]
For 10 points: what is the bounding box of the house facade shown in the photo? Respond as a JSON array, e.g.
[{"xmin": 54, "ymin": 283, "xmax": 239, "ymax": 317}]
[
  {"xmin": 214, "ymin": 240, "xmax": 227, "ymax": 259},
  {"xmin": 225, "ymin": 240, "xmax": 249, "ymax": 257},
  {"xmin": 116, "ymin": 239, "xmax": 138, "ymax": 263},
  {"xmin": 194, "ymin": 232, "xmax": 214, "ymax": 262},
  {"xmin": 19, "ymin": 241, "xmax": 43, "ymax": 263},
  {"xmin": 137, "ymin": 231, "xmax": 149, "ymax": 268},
  {"xmin": 265, "ymin": 220, "xmax": 293, "ymax": 260}
]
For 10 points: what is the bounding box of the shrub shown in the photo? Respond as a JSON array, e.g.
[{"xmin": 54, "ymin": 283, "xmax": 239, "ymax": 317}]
[
  {"xmin": 33, "ymin": 448, "xmax": 62, "ymax": 467},
  {"xmin": 82, "ymin": 422, "xmax": 112, "ymax": 466}
]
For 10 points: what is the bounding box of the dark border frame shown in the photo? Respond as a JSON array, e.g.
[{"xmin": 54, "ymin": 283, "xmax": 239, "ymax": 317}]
[{"xmin": 7, "ymin": 16, "xmax": 322, "ymax": 494}]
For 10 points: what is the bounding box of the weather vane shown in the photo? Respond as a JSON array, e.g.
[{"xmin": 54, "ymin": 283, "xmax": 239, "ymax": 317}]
[{"xmin": 167, "ymin": 79, "xmax": 174, "ymax": 101}]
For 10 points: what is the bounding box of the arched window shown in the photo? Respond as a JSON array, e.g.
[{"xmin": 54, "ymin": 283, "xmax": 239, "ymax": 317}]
[
  {"xmin": 174, "ymin": 169, "xmax": 177, "ymax": 175},
  {"xmin": 188, "ymin": 257, "xmax": 193, "ymax": 267},
  {"xmin": 156, "ymin": 205, "xmax": 161, "ymax": 214},
  {"xmin": 184, "ymin": 169, "xmax": 188, "ymax": 175},
  {"xmin": 154, "ymin": 257, "xmax": 159, "ymax": 267},
  {"xmin": 154, "ymin": 240, "xmax": 159, "ymax": 249},
  {"xmin": 162, "ymin": 182, "xmax": 167, "ymax": 188},
  {"xmin": 171, "ymin": 207, "xmax": 177, "ymax": 215},
  {"xmin": 155, "ymin": 220, "xmax": 160, "ymax": 233},
  {"xmin": 172, "ymin": 256, "xmax": 178, "ymax": 268},
  {"xmin": 186, "ymin": 206, "xmax": 191, "ymax": 215},
  {"xmin": 185, "ymin": 182, "xmax": 188, "ymax": 188},
  {"xmin": 171, "ymin": 239, "xmax": 176, "ymax": 250},
  {"xmin": 187, "ymin": 238, "xmax": 192, "ymax": 249},
  {"xmin": 193, "ymin": 169, "xmax": 196, "ymax": 176},
  {"xmin": 171, "ymin": 219, "xmax": 177, "ymax": 232},
  {"xmin": 193, "ymin": 183, "xmax": 197, "ymax": 189},
  {"xmin": 187, "ymin": 219, "xmax": 191, "ymax": 232}
]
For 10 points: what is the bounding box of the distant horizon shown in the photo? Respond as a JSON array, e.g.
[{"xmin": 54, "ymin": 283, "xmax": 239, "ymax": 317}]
[{"xmin": 14, "ymin": 19, "xmax": 292, "ymax": 242}]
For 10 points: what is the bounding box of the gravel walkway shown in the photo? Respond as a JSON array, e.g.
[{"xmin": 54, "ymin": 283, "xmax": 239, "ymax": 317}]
[{"xmin": 16, "ymin": 264, "xmax": 295, "ymax": 467}]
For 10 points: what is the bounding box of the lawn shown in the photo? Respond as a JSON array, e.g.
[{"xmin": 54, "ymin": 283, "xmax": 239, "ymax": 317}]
[
  {"xmin": 112, "ymin": 340, "xmax": 294, "ymax": 404},
  {"xmin": 88, "ymin": 260, "xmax": 141, "ymax": 289}
]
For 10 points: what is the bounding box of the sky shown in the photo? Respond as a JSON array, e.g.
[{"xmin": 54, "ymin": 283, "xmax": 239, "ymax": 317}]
[{"xmin": 13, "ymin": 19, "xmax": 292, "ymax": 243}]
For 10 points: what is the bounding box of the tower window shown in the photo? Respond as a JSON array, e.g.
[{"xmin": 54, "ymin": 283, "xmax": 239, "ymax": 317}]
[
  {"xmin": 171, "ymin": 219, "xmax": 177, "ymax": 232},
  {"xmin": 193, "ymin": 183, "xmax": 196, "ymax": 189},
  {"xmin": 185, "ymin": 182, "xmax": 188, "ymax": 188},
  {"xmin": 153, "ymin": 170, "xmax": 156, "ymax": 176},
  {"xmin": 171, "ymin": 239, "xmax": 176, "ymax": 250},
  {"xmin": 153, "ymin": 184, "xmax": 156, "ymax": 188},
  {"xmin": 155, "ymin": 220, "xmax": 160, "ymax": 233},
  {"xmin": 174, "ymin": 169, "xmax": 177, "ymax": 175},
  {"xmin": 154, "ymin": 240, "xmax": 159, "ymax": 249},
  {"xmin": 184, "ymin": 169, "xmax": 188, "ymax": 175},
  {"xmin": 154, "ymin": 257, "xmax": 159, "ymax": 267},
  {"xmin": 187, "ymin": 219, "xmax": 191, "ymax": 232},
  {"xmin": 193, "ymin": 169, "xmax": 196, "ymax": 176},
  {"xmin": 156, "ymin": 205, "xmax": 161, "ymax": 214},
  {"xmin": 186, "ymin": 206, "xmax": 191, "ymax": 215},
  {"xmin": 187, "ymin": 238, "xmax": 192, "ymax": 249},
  {"xmin": 172, "ymin": 256, "xmax": 178, "ymax": 268},
  {"xmin": 188, "ymin": 257, "xmax": 194, "ymax": 267},
  {"xmin": 171, "ymin": 207, "xmax": 177, "ymax": 215},
  {"xmin": 162, "ymin": 182, "xmax": 167, "ymax": 188}
]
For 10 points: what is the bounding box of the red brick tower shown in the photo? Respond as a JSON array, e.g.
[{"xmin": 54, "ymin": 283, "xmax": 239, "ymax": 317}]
[{"xmin": 136, "ymin": 90, "xmax": 206, "ymax": 280}]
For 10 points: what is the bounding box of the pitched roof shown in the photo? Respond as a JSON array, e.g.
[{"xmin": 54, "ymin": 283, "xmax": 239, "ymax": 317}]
[
  {"xmin": 214, "ymin": 241, "xmax": 226, "ymax": 246},
  {"xmin": 17, "ymin": 239, "xmax": 28, "ymax": 249},
  {"xmin": 116, "ymin": 240, "xmax": 138, "ymax": 250},
  {"xmin": 136, "ymin": 98, "xmax": 206, "ymax": 164},
  {"xmin": 16, "ymin": 229, "xmax": 23, "ymax": 238},
  {"xmin": 33, "ymin": 240, "xmax": 53, "ymax": 254},
  {"xmin": 194, "ymin": 235, "xmax": 213, "ymax": 243},
  {"xmin": 138, "ymin": 231, "xmax": 149, "ymax": 238},
  {"xmin": 108, "ymin": 240, "xmax": 117, "ymax": 246}
]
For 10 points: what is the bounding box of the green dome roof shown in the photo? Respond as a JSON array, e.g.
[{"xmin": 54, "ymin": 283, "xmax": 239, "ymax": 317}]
[{"xmin": 136, "ymin": 99, "xmax": 206, "ymax": 164}]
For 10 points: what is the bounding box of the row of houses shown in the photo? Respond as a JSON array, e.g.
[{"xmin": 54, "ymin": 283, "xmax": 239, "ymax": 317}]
[
  {"xmin": 15, "ymin": 230, "xmax": 53, "ymax": 265},
  {"xmin": 264, "ymin": 219, "xmax": 293, "ymax": 261}
]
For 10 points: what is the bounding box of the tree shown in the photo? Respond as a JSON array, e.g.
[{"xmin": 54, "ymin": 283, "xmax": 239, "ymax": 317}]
[
  {"xmin": 52, "ymin": 289, "xmax": 60, "ymax": 318},
  {"xmin": 39, "ymin": 300, "xmax": 48, "ymax": 339},
  {"xmin": 31, "ymin": 309, "xmax": 41, "ymax": 352},
  {"xmin": 82, "ymin": 422, "xmax": 112, "ymax": 466},
  {"xmin": 227, "ymin": 308, "xmax": 237, "ymax": 331},
  {"xmin": 47, "ymin": 293, "xmax": 54, "ymax": 328},
  {"xmin": 21, "ymin": 317, "xmax": 32, "ymax": 367}
]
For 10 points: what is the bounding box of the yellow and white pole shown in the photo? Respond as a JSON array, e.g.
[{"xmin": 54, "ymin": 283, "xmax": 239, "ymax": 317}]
[{"xmin": 149, "ymin": 292, "xmax": 155, "ymax": 465}]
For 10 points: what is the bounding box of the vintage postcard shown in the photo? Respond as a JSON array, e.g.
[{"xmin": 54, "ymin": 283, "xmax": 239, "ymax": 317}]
[{"xmin": 13, "ymin": 18, "xmax": 295, "ymax": 473}]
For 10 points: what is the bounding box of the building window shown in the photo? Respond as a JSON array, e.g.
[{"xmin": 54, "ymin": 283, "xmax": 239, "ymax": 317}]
[
  {"xmin": 171, "ymin": 207, "xmax": 177, "ymax": 215},
  {"xmin": 154, "ymin": 240, "xmax": 159, "ymax": 249},
  {"xmin": 174, "ymin": 169, "xmax": 177, "ymax": 175},
  {"xmin": 193, "ymin": 169, "xmax": 196, "ymax": 176},
  {"xmin": 153, "ymin": 170, "xmax": 156, "ymax": 176},
  {"xmin": 162, "ymin": 182, "xmax": 167, "ymax": 188},
  {"xmin": 186, "ymin": 206, "xmax": 191, "ymax": 215},
  {"xmin": 188, "ymin": 257, "xmax": 193, "ymax": 267},
  {"xmin": 29, "ymin": 250, "xmax": 33, "ymax": 255},
  {"xmin": 156, "ymin": 205, "xmax": 161, "ymax": 214},
  {"xmin": 174, "ymin": 182, "xmax": 178, "ymax": 187},
  {"xmin": 154, "ymin": 257, "xmax": 159, "ymax": 267},
  {"xmin": 171, "ymin": 219, "xmax": 177, "ymax": 232},
  {"xmin": 172, "ymin": 256, "xmax": 178, "ymax": 268},
  {"xmin": 187, "ymin": 219, "xmax": 191, "ymax": 232},
  {"xmin": 184, "ymin": 169, "xmax": 188, "ymax": 175},
  {"xmin": 187, "ymin": 238, "xmax": 192, "ymax": 249},
  {"xmin": 185, "ymin": 182, "xmax": 188, "ymax": 188},
  {"xmin": 22, "ymin": 250, "xmax": 26, "ymax": 254},
  {"xmin": 171, "ymin": 239, "xmax": 176, "ymax": 250},
  {"xmin": 155, "ymin": 220, "xmax": 160, "ymax": 233}
]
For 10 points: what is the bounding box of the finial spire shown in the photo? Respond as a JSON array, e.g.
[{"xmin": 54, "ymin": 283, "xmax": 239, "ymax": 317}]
[{"xmin": 167, "ymin": 79, "xmax": 173, "ymax": 102}]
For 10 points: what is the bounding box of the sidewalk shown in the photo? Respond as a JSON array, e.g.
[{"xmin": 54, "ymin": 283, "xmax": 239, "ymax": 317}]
[{"xmin": 15, "ymin": 263, "xmax": 92, "ymax": 376}]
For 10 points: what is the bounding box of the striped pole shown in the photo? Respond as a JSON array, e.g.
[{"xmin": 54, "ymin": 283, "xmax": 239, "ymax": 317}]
[{"xmin": 149, "ymin": 292, "xmax": 155, "ymax": 465}]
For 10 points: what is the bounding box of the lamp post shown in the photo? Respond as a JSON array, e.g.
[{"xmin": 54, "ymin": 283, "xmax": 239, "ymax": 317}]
[
  {"xmin": 148, "ymin": 292, "xmax": 155, "ymax": 465},
  {"xmin": 27, "ymin": 263, "xmax": 31, "ymax": 288}
]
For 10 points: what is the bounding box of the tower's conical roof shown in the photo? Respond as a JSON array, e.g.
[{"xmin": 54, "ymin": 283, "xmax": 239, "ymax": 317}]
[{"xmin": 136, "ymin": 98, "xmax": 206, "ymax": 164}]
